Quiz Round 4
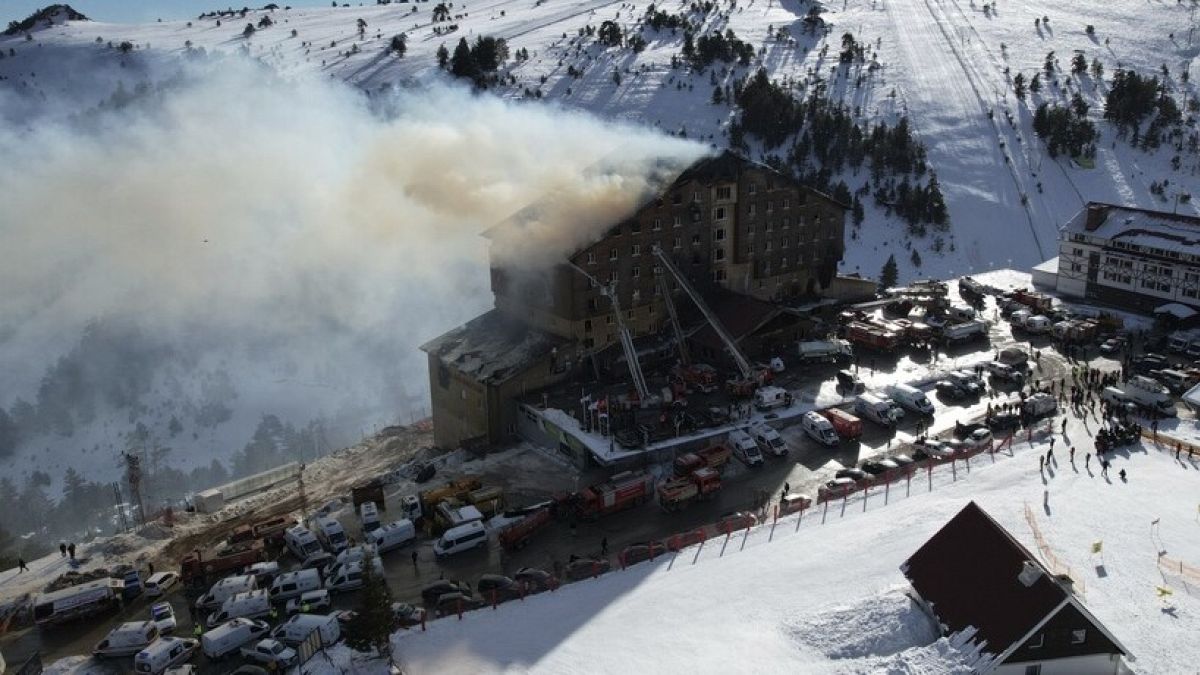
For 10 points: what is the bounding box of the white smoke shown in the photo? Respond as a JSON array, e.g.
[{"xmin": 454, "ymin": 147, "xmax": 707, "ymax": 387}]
[{"xmin": 0, "ymin": 54, "xmax": 705, "ymax": 483}]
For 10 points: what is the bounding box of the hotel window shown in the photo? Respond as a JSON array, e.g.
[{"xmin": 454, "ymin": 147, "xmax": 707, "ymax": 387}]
[
  {"xmin": 673, "ymin": 237, "xmax": 681, "ymax": 249},
  {"xmin": 716, "ymin": 186, "xmax": 732, "ymax": 200},
  {"xmin": 631, "ymin": 221, "xmax": 641, "ymax": 234},
  {"xmin": 609, "ymin": 270, "xmax": 619, "ymax": 283},
  {"xmin": 782, "ymin": 237, "xmax": 789, "ymax": 249},
  {"xmin": 782, "ymin": 216, "xmax": 790, "ymax": 228},
  {"xmin": 692, "ymin": 234, "xmax": 701, "ymax": 245},
  {"xmin": 1070, "ymin": 630, "xmax": 1086, "ymax": 645},
  {"xmin": 631, "ymin": 265, "xmax": 640, "ymax": 278},
  {"xmin": 714, "ymin": 248, "xmax": 726, "ymax": 261},
  {"xmin": 652, "ymin": 218, "xmax": 662, "ymax": 231},
  {"xmin": 715, "ymin": 206, "xmax": 727, "ymax": 220},
  {"xmin": 748, "ymin": 183, "xmax": 757, "ymax": 194},
  {"xmin": 715, "ymin": 228, "xmax": 726, "ymax": 241},
  {"xmin": 692, "ymin": 211, "xmax": 702, "ymax": 223},
  {"xmin": 713, "ymin": 269, "xmax": 727, "ymax": 282},
  {"xmin": 632, "ymin": 244, "xmax": 641, "ymax": 257},
  {"xmin": 766, "ymin": 200, "xmax": 773, "ymax": 213},
  {"xmin": 693, "ymin": 190, "xmax": 702, "ymax": 202},
  {"xmin": 609, "ymin": 248, "xmax": 618, "ymax": 261},
  {"xmin": 673, "ymin": 215, "xmax": 683, "ymax": 227},
  {"xmin": 672, "ymin": 192, "xmax": 682, "ymax": 205},
  {"xmin": 586, "ymin": 252, "xmax": 595, "ymax": 264},
  {"xmin": 782, "ymin": 198, "xmax": 790, "ymax": 209},
  {"xmin": 748, "ymin": 203, "xmax": 757, "ymax": 216},
  {"xmin": 631, "ymin": 289, "xmax": 640, "ymax": 303}
]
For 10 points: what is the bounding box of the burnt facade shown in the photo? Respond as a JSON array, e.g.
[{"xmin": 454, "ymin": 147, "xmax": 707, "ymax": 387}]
[{"xmin": 491, "ymin": 151, "xmax": 846, "ymax": 351}]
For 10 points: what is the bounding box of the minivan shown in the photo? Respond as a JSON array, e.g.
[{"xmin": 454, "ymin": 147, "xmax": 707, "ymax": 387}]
[
  {"xmin": 134, "ymin": 637, "xmax": 198, "ymax": 674},
  {"xmin": 800, "ymin": 411, "xmax": 838, "ymax": 447},
  {"xmin": 324, "ymin": 557, "xmax": 384, "ymax": 593},
  {"xmin": 268, "ymin": 569, "xmax": 322, "ymax": 603},
  {"xmin": 367, "ymin": 519, "xmax": 416, "ymax": 553},
  {"xmin": 433, "ymin": 521, "xmax": 488, "ymax": 558},
  {"xmin": 728, "ymin": 429, "xmax": 763, "ymax": 467}
]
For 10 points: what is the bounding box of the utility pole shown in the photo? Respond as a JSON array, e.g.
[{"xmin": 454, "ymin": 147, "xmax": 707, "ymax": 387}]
[
  {"xmin": 124, "ymin": 452, "xmax": 146, "ymax": 527},
  {"xmin": 112, "ymin": 482, "xmax": 129, "ymax": 533},
  {"xmin": 297, "ymin": 463, "xmax": 309, "ymax": 527}
]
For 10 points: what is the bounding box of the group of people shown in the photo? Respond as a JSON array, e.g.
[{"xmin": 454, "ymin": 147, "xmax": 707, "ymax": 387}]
[{"xmin": 15, "ymin": 541, "xmax": 79, "ymax": 574}]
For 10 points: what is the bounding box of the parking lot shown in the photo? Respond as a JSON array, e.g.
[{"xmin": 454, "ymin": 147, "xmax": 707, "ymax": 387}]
[{"xmin": 4, "ymin": 281, "xmax": 1195, "ymax": 673}]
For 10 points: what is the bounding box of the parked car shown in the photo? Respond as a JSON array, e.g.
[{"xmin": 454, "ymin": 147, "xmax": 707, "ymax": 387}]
[
  {"xmin": 391, "ymin": 603, "xmax": 425, "ymax": 628},
  {"xmin": 144, "ymin": 572, "xmax": 179, "ymax": 598},
  {"xmin": 284, "ymin": 589, "xmax": 331, "ymax": 616},
  {"xmin": 836, "ymin": 369, "xmax": 865, "ymax": 393},
  {"xmin": 149, "ymin": 602, "xmax": 177, "ymax": 635},
  {"xmin": 945, "ymin": 439, "xmax": 972, "ymax": 457},
  {"xmin": 861, "ymin": 459, "xmax": 899, "ymax": 476},
  {"xmin": 834, "ymin": 468, "xmax": 869, "ymax": 482},
  {"xmin": 818, "ymin": 477, "xmax": 858, "ymax": 500},
  {"xmin": 968, "ymin": 428, "xmax": 994, "ymax": 449},
  {"xmin": 889, "ymin": 454, "xmax": 915, "ymax": 468},
  {"xmin": 434, "ymin": 592, "xmax": 485, "ymax": 617},
  {"xmin": 513, "ymin": 568, "xmax": 556, "ymax": 593},
  {"xmin": 912, "ymin": 438, "xmax": 953, "ymax": 459},
  {"xmin": 936, "ymin": 380, "xmax": 968, "ymax": 401},
  {"xmin": 564, "ymin": 557, "xmax": 612, "ymax": 582},
  {"xmin": 621, "ymin": 541, "xmax": 669, "ymax": 565},
  {"xmin": 718, "ymin": 512, "xmax": 758, "ymax": 531},
  {"xmin": 1099, "ymin": 337, "xmax": 1127, "ymax": 355},
  {"xmin": 475, "ymin": 575, "xmax": 521, "ymax": 601},
  {"xmin": 987, "ymin": 413, "xmax": 1021, "ymax": 430},
  {"xmin": 420, "ymin": 579, "xmax": 473, "ymax": 605}
]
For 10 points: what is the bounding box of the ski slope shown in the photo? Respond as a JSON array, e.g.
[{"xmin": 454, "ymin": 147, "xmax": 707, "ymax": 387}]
[{"xmin": 306, "ymin": 415, "xmax": 1200, "ymax": 675}]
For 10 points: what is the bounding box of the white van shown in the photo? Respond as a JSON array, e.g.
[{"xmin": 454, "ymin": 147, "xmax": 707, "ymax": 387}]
[
  {"xmin": 134, "ymin": 637, "xmax": 198, "ymax": 674},
  {"xmin": 854, "ymin": 393, "xmax": 903, "ymax": 427},
  {"xmin": 283, "ymin": 525, "xmax": 324, "ymax": 561},
  {"xmin": 268, "ymin": 569, "xmax": 322, "ymax": 603},
  {"xmin": 241, "ymin": 561, "xmax": 280, "ymax": 586},
  {"xmin": 1101, "ymin": 386, "xmax": 1132, "ymax": 407},
  {"xmin": 800, "ymin": 411, "xmax": 839, "ymax": 447},
  {"xmin": 753, "ymin": 386, "xmax": 790, "ymax": 411},
  {"xmin": 887, "ymin": 384, "xmax": 935, "ymax": 416},
  {"xmin": 144, "ymin": 572, "xmax": 179, "ymax": 598},
  {"xmin": 1025, "ymin": 315, "xmax": 1052, "ymax": 334},
  {"xmin": 272, "ymin": 613, "xmax": 341, "ymax": 648},
  {"xmin": 314, "ymin": 517, "xmax": 349, "ymax": 554},
  {"xmin": 359, "ymin": 502, "xmax": 382, "ymax": 533},
  {"xmin": 366, "ymin": 519, "xmax": 416, "ymax": 553},
  {"xmin": 322, "ymin": 544, "xmax": 378, "ymax": 579},
  {"xmin": 749, "ymin": 423, "xmax": 788, "ymax": 457},
  {"xmin": 94, "ymin": 621, "xmax": 160, "ymax": 658},
  {"xmin": 728, "ymin": 428, "xmax": 763, "ymax": 467},
  {"xmin": 195, "ymin": 575, "xmax": 257, "ymax": 611},
  {"xmin": 433, "ymin": 520, "xmax": 488, "ymax": 558},
  {"xmin": 200, "ymin": 618, "xmax": 271, "ymax": 660},
  {"xmin": 324, "ymin": 557, "xmax": 384, "ymax": 593},
  {"xmin": 206, "ymin": 589, "xmax": 272, "ymax": 628}
]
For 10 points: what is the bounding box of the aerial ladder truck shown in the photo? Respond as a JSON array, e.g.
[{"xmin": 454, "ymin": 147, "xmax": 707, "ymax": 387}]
[
  {"xmin": 568, "ymin": 263, "xmax": 652, "ymax": 406},
  {"xmin": 651, "ymin": 246, "xmax": 769, "ymax": 397}
]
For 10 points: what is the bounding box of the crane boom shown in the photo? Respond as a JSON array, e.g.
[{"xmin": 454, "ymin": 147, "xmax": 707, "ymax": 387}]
[
  {"xmin": 651, "ymin": 246, "xmax": 753, "ymax": 379},
  {"xmin": 655, "ymin": 269, "xmax": 690, "ymax": 366},
  {"xmin": 566, "ymin": 263, "xmax": 650, "ymax": 402}
]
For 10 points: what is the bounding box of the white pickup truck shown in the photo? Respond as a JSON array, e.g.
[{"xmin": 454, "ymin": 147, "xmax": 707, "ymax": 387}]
[{"xmin": 240, "ymin": 639, "xmax": 298, "ymax": 669}]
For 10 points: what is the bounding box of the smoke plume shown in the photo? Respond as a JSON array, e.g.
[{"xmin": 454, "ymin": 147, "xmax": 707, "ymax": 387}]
[{"xmin": 0, "ymin": 55, "xmax": 706, "ymax": 487}]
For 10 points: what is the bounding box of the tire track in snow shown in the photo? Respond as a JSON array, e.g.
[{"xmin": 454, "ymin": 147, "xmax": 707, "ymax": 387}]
[{"xmin": 911, "ymin": 0, "xmax": 1048, "ymax": 260}]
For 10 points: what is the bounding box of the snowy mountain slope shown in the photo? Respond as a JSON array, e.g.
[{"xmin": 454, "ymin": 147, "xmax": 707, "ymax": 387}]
[
  {"xmin": 3, "ymin": 0, "xmax": 1195, "ymax": 283},
  {"xmin": 314, "ymin": 416, "xmax": 1200, "ymax": 674}
]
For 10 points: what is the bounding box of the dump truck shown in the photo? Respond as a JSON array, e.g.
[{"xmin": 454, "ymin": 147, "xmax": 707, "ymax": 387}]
[
  {"xmin": 846, "ymin": 322, "xmax": 901, "ymax": 352},
  {"xmin": 1010, "ymin": 288, "xmax": 1053, "ymax": 313},
  {"xmin": 673, "ymin": 445, "xmax": 732, "ymax": 476},
  {"xmin": 403, "ymin": 477, "xmax": 485, "ymax": 522},
  {"xmin": 818, "ymin": 408, "xmax": 863, "ymax": 441},
  {"xmin": 497, "ymin": 507, "xmax": 553, "ymax": 552},
  {"xmin": 351, "ymin": 480, "xmax": 386, "ymax": 510},
  {"xmin": 797, "ymin": 339, "xmax": 853, "ymax": 363},
  {"xmin": 252, "ymin": 517, "xmax": 295, "ymax": 548},
  {"xmin": 657, "ymin": 468, "xmax": 721, "ymax": 512},
  {"xmin": 573, "ymin": 470, "xmax": 654, "ymax": 520},
  {"xmin": 181, "ymin": 541, "xmax": 267, "ymax": 583},
  {"xmin": 465, "ymin": 486, "xmax": 506, "ymax": 517}
]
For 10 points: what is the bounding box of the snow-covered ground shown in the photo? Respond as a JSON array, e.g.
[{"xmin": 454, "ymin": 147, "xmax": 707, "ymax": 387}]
[{"xmin": 297, "ymin": 409, "xmax": 1200, "ymax": 674}]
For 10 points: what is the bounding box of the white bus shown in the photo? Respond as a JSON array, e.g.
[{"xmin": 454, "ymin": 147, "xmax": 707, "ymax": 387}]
[{"xmin": 33, "ymin": 578, "xmax": 122, "ymax": 626}]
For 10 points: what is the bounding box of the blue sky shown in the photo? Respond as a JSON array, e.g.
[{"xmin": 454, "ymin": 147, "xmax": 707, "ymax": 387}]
[{"xmin": 5, "ymin": 1, "xmax": 341, "ymax": 24}]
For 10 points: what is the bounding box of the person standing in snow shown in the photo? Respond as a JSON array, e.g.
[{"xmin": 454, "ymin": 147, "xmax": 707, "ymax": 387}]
[
  {"xmin": 1039, "ymin": 455, "xmax": 1045, "ymax": 471},
  {"xmin": 59, "ymin": 543, "xmax": 66, "ymax": 558},
  {"xmin": 1050, "ymin": 437, "xmax": 1055, "ymax": 452},
  {"xmin": 1069, "ymin": 446, "xmax": 1075, "ymax": 462},
  {"xmin": 67, "ymin": 543, "xmax": 75, "ymax": 559},
  {"xmin": 1085, "ymin": 453, "xmax": 1091, "ymax": 469},
  {"xmin": 18, "ymin": 557, "xmax": 28, "ymax": 572}
]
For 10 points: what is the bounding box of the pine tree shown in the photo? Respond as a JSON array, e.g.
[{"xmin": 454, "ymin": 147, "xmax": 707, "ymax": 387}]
[
  {"xmin": 390, "ymin": 34, "xmax": 406, "ymax": 56},
  {"xmin": 1013, "ymin": 72, "xmax": 1026, "ymax": 100},
  {"xmin": 451, "ymin": 37, "xmax": 475, "ymax": 79},
  {"xmin": 910, "ymin": 249, "xmax": 923, "ymax": 268},
  {"xmin": 879, "ymin": 254, "xmax": 898, "ymax": 290},
  {"xmin": 436, "ymin": 43, "xmax": 449, "ymax": 69},
  {"xmin": 1030, "ymin": 73, "xmax": 1041, "ymax": 94},
  {"xmin": 1071, "ymin": 53, "xmax": 1087, "ymax": 75},
  {"xmin": 345, "ymin": 554, "xmax": 394, "ymax": 663}
]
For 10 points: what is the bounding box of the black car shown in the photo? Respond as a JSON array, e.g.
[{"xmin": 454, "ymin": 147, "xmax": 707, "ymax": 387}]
[
  {"xmin": 513, "ymin": 567, "xmax": 557, "ymax": 593},
  {"xmin": 835, "ymin": 467, "xmax": 869, "ymax": 481},
  {"xmin": 434, "ymin": 592, "xmax": 485, "ymax": 617},
  {"xmin": 987, "ymin": 413, "xmax": 1021, "ymax": 430},
  {"xmin": 476, "ymin": 574, "xmax": 520, "ymax": 600},
  {"xmin": 861, "ymin": 460, "xmax": 898, "ymax": 476},
  {"xmin": 1133, "ymin": 356, "xmax": 1168, "ymax": 375},
  {"xmin": 420, "ymin": 579, "xmax": 472, "ymax": 604},
  {"xmin": 413, "ymin": 462, "xmax": 437, "ymax": 483},
  {"xmin": 936, "ymin": 381, "xmax": 967, "ymax": 400},
  {"xmin": 565, "ymin": 557, "xmax": 612, "ymax": 582},
  {"xmin": 836, "ymin": 370, "xmax": 864, "ymax": 392}
]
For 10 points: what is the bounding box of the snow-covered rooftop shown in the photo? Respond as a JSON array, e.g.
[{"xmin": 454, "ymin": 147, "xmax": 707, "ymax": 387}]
[{"xmin": 1064, "ymin": 203, "xmax": 1200, "ymax": 250}]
